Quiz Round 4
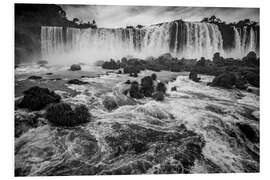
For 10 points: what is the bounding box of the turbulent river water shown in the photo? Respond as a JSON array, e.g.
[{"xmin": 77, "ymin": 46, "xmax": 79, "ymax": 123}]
[{"xmin": 15, "ymin": 64, "xmax": 259, "ymax": 175}]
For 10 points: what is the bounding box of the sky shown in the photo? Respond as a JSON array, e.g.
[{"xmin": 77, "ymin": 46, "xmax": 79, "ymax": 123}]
[{"xmin": 60, "ymin": 5, "xmax": 259, "ymax": 28}]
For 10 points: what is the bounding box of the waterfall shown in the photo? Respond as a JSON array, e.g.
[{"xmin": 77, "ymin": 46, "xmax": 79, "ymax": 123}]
[{"xmin": 41, "ymin": 21, "xmax": 259, "ymax": 64}]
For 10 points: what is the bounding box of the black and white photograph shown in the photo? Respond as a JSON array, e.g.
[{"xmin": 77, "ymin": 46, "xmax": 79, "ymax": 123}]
[{"xmin": 13, "ymin": 2, "xmax": 260, "ymax": 177}]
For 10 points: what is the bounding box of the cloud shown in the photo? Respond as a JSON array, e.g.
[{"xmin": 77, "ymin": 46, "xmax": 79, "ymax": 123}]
[{"xmin": 60, "ymin": 5, "xmax": 259, "ymax": 28}]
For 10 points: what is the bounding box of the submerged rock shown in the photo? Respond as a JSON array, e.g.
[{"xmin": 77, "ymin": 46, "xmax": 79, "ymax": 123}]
[
  {"xmin": 102, "ymin": 96, "xmax": 118, "ymax": 111},
  {"xmin": 46, "ymin": 103, "xmax": 91, "ymax": 126},
  {"xmin": 70, "ymin": 64, "xmax": 81, "ymax": 71},
  {"xmin": 18, "ymin": 86, "xmax": 61, "ymax": 111},
  {"xmin": 67, "ymin": 79, "xmax": 88, "ymax": 85},
  {"xmin": 28, "ymin": 76, "xmax": 42, "ymax": 80}
]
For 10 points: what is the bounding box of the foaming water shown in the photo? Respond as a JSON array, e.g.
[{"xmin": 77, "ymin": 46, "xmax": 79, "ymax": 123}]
[{"xmin": 15, "ymin": 72, "xmax": 259, "ymax": 175}]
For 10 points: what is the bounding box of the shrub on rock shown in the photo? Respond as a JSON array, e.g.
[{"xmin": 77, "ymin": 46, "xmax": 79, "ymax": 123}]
[
  {"xmin": 18, "ymin": 86, "xmax": 61, "ymax": 111},
  {"xmin": 189, "ymin": 71, "xmax": 201, "ymax": 82},
  {"xmin": 70, "ymin": 64, "xmax": 81, "ymax": 71},
  {"xmin": 153, "ymin": 92, "xmax": 165, "ymax": 101},
  {"xmin": 140, "ymin": 76, "xmax": 154, "ymax": 97},
  {"xmin": 67, "ymin": 79, "xmax": 88, "ymax": 85},
  {"xmin": 102, "ymin": 59, "xmax": 120, "ymax": 69},
  {"xmin": 156, "ymin": 82, "xmax": 167, "ymax": 93},
  {"xmin": 210, "ymin": 72, "xmax": 247, "ymax": 89},
  {"xmin": 46, "ymin": 103, "xmax": 91, "ymax": 126}
]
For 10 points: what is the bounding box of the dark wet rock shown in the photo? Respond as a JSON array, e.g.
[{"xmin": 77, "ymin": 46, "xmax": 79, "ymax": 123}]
[
  {"xmin": 15, "ymin": 111, "xmax": 39, "ymax": 138},
  {"xmin": 243, "ymin": 51, "xmax": 259, "ymax": 67},
  {"xmin": 81, "ymin": 75, "xmax": 90, "ymax": 78},
  {"xmin": 242, "ymin": 71, "xmax": 259, "ymax": 87},
  {"xmin": 102, "ymin": 59, "xmax": 120, "ymax": 69},
  {"xmin": 210, "ymin": 72, "xmax": 247, "ymax": 89},
  {"xmin": 236, "ymin": 123, "xmax": 259, "ymax": 143},
  {"xmin": 130, "ymin": 81, "xmax": 143, "ymax": 99},
  {"xmin": 140, "ymin": 76, "xmax": 154, "ymax": 97},
  {"xmin": 152, "ymin": 92, "xmax": 165, "ymax": 101},
  {"xmin": 151, "ymin": 73, "xmax": 157, "ymax": 81},
  {"xmin": 46, "ymin": 103, "xmax": 91, "ymax": 126},
  {"xmin": 70, "ymin": 64, "xmax": 81, "ymax": 71},
  {"xmin": 189, "ymin": 71, "xmax": 201, "ymax": 82},
  {"xmin": 123, "ymin": 66, "xmax": 141, "ymax": 75},
  {"xmin": 67, "ymin": 79, "xmax": 88, "ymax": 85},
  {"xmin": 171, "ymin": 86, "xmax": 177, "ymax": 91},
  {"xmin": 125, "ymin": 80, "xmax": 131, "ymax": 84},
  {"xmin": 117, "ymin": 70, "xmax": 122, "ymax": 74},
  {"xmin": 156, "ymin": 82, "xmax": 167, "ymax": 93},
  {"xmin": 37, "ymin": 60, "xmax": 48, "ymax": 66},
  {"xmin": 28, "ymin": 75, "xmax": 42, "ymax": 80},
  {"xmin": 247, "ymin": 86, "xmax": 259, "ymax": 95},
  {"xmin": 45, "ymin": 72, "xmax": 53, "ymax": 75},
  {"xmin": 104, "ymin": 123, "xmax": 205, "ymax": 174},
  {"xmin": 49, "ymin": 77, "xmax": 62, "ymax": 81},
  {"xmin": 18, "ymin": 86, "xmax": 61, "ymax": 111},
  {"xmin": 102, "ymin": 96, "xmax": 118, "ymax": 111}
]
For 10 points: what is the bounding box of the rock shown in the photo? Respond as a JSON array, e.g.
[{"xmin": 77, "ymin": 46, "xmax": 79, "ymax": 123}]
[
  {"xmin": 189, "ymin": 71, "xmax": 201, "ymax": 82},
  {"xmin": 70, "ymin": 64, "xmax": 81, "ymax": 71},
  {"xmin": 45, "ymin": 72, "xmax": 53, "ymax": 75},
  {"xmin": 243, "ymin": 71, "xmax": 259, "ymax": 87},
  {"xmin": 102, "ymin": 59, "xmax": 120, "ymax": 69},
  {"xmin": 130, "ymin": 81, "xmax": 143, "ymax": 99},
  {"xmin": 15, "ymin": 110, "xmax": 39, "ymax": 138},
  {"xmin": 171, "ymin": 86, "xmax": 177, "ymax": 91},
  {"xmin": 125, "ymin": 80, "xmax": 131, "ymax": 84},
  {"xmin": 46, "ymin": 103, "xmax": 91, "ymax": 126},
  {"xmin": 156, "ymin": 82, "xmax": 167, "ymax": 93},
  {"xmin": 243, "ymin": 51, "xmax": 259, "ymax": 66},
  {"xmin": 151, "ymin": 73, "xmax": 157, "ymax": 81},
  {"xmin": 28, "ymin": 76, "xmax": 42, "ymax": 80},
  {"xmin": 158, "ymin": 53, "xmax": 173, "ymax": 62},
  {"xmin": 152, "ymin": 92, "xmax": 165, "ymax": 101},
  {"xmin": 140, "ymin": 76, "xmax": 154, "ymax": 97},
  {"xmin": 236, "ymin": 123, "xmax": 259, "ymax": 143},
  {"xmin": 18, "ymin": 86, "xmax": 61, "ymax": 111},
  {"xmin": 210, "ymin": 72, "xmax": 247, "ymax": 89},
  {"xmin": 247, "ymin": 86, "xmax": 259, "ymax": 95},
  {"xmin": 123, "ymin": 66, "xmax": 140, "ymax": 74},
  {"xmin": 102, "ymin": 96, "xmax": 118, "ymax": 111},
  {"xmin": 67, "ymin": 79, "xmax": 88, "ymax": 85},
  {"xmin": 37, "ymin": 60, "xmax": 48, "ymax": 66}
]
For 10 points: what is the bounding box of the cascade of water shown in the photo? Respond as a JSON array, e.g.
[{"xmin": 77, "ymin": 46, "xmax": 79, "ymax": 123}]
[{"xmin": 41, "ymin": 22, "xmax": 258, "ymax": 64}]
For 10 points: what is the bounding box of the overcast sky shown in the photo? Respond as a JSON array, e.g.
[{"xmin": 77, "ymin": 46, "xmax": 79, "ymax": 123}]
[{"xmin": 60, "ymin": 5, "xmax": 259, "ymax": 28}]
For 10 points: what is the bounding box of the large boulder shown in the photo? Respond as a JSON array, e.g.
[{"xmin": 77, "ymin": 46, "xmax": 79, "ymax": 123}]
[
  {"xmin": 242, "ymin": 71, "xmax": 259, "ymax": 87},
  {"xmin": 102, "ymin": 96, "xmax": 118, "ymax": 111},
  {"xmin": 70, "ymin": 64, "xmax": 81, "ymax": 71},
  {"xmin": 46, "ymin": 103, "xmax": 91, "ymax": 126},
  {"xmin": 130, "ymin": 81, "xmax": 143, "ymax": 99},
  {"xmin": 210, "ymin": 72, "xmax": 247, "ymax": 89},
  {"xmin": 189, "ymin": 71, "xmax": 201, "ymax": 82},
  {"xmin": 18, "ymin": 86, "xmax": 61, "ymax": 111},
  {"xmin": 156, "ymin": 82, "xmax": 167, "ymax": 93},
  {"xmin": 140, "ymin": 76, "xmax": 154, "ymax": 97}
]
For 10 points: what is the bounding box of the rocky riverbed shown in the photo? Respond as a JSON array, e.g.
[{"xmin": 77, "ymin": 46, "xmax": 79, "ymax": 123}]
[{"xmin": 14, "ymin": 63, "xmax": 259, "ymax": 176}]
